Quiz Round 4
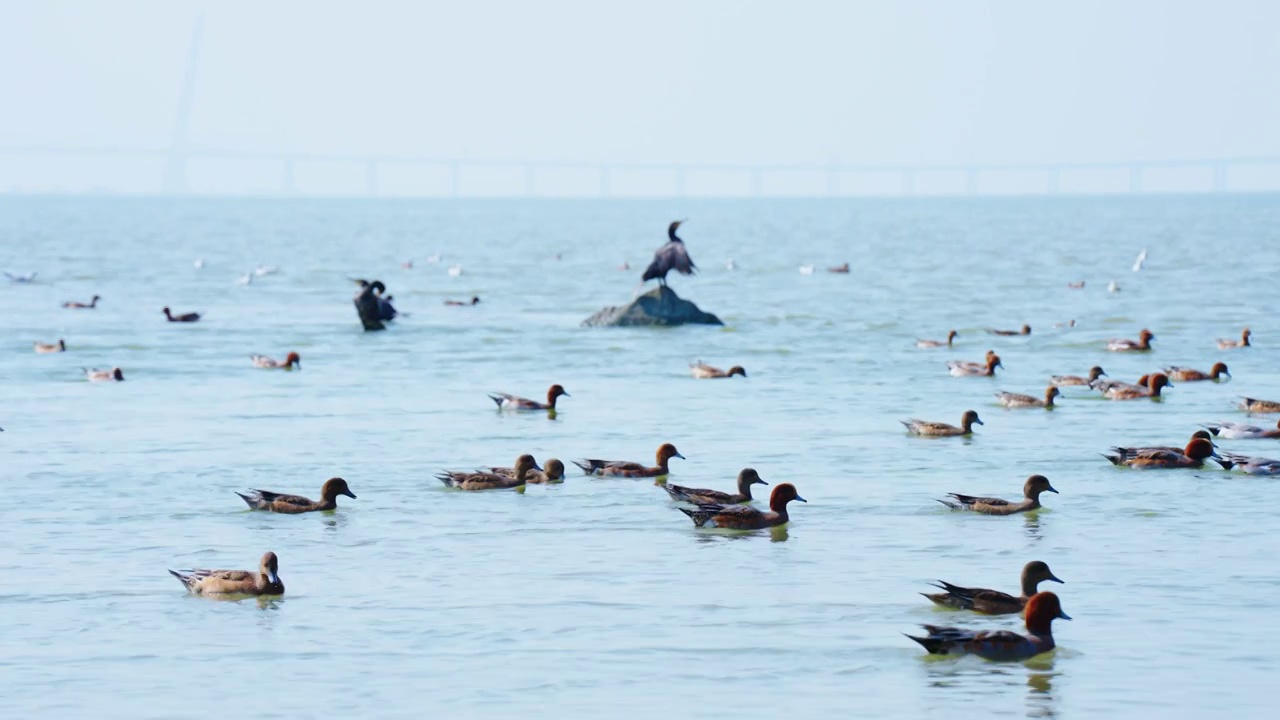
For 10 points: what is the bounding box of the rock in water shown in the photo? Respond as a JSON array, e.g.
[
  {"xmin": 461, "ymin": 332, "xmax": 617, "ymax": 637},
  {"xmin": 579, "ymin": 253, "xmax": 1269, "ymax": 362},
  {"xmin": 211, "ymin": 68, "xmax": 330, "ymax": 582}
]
[{"xmin": 582, "ymin": 285, "xmax": 723, "ymax": 328}]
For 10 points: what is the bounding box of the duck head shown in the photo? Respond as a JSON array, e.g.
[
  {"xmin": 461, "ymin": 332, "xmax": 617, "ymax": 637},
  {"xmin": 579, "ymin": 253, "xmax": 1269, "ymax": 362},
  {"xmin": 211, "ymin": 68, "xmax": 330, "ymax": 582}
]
[
  {"xmin": 321, "ymin": 477, "xmax": 356, "ymax": 501},
  {"xmin": 1023, "ymin": 591, "xmax": 1070, "ymax": 635},
  {"xmin": 769, "ymin": 482, "xmax": 807, "ymax": 512},
  {"xmin": 736, "ymin": 468, "xmax": 769, "ymax": 493},
  {"xmin": 1024, "ymin": 474, "xmax": 1058, "ymax": 499}
]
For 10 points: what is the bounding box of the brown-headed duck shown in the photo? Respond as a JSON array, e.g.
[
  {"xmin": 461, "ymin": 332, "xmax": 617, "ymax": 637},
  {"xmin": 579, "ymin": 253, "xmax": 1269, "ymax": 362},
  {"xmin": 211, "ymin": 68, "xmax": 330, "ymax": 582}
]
[
  {"xmin": 84, "ymin": 367, "xmax": 124, "ymax": 382},
  {"xmin": 1104, "ymin": 373, "xmax": 1171, "ymax": 400},
  {"xmin": 1117, "ymin": 430, "xmax": 1215, "ymax": 456},
  {"xmin": 1239, "ymin": 396, "xmax": 1280, "ymax": 414},
  {"xmin": 63, "ymin": 295, "xmax": 100, "ymax": 309},
  {"xmin": 489, "ymin": 457, "xmax": 566, "ymax": 484},
  {"xmin": 922, "ymin": 560, "xmax": 1064, "ymax": 615},
  {"xmin": 664, "ymin": 468, "xmax": 767, "ymax": 505},
  {"xmin": 1104, "ymin": 437, "xmax": 1217, "ymax": 468},
  {"xmin": 690, "ymin": 361, "xmax": 746, "ymax": 379},
  {"xmin": 251, "ymin": 352, "xmax": 301, "ymax": 370},
  {"xmin": 995, "ymin": 386, "xmax": 1060, "ymax": 409},
  {"xmin": 236, "ymin": 477, "xmax": 355, "ymax": 513},
  {"xmin": 988, "ymin": 324, "xmax": 1031, "ymax": 336},
  {"xmin": 828, "ymin": 263, "xmax": 850, "ymax": 273},
  {"xmin": 906, "ymin": 591, "xmax": 1069, "ymax": 661},
  {"xmin": 438, "ymin": 454, "xmax": 542, "ymax": 490},
  {"xmin": 1107, "ymin": 329, "xmax": 1154, "ymax": 351},
  {"xmin": 1201, "ymin": 419, "xmax": 1280, "ymax": 440},
  {"xmin": 948, "ymin": 352, "xmax": 1002, "ymax": 377},
  {"xmin": 163, "ymin": 307, "xmax": 202, "ymax": 322},
  {"xmin": 1217, "ymin": 328, "xmax": 1251, "ymax": 350},
  {"xmin": 445, "ymin": 296, "xmax": 480, "ymax": 306},
  {"xmin": 938, "ymin": 475, "xmax": 1057, "ymax": 515},
  {"xmin": 1163, "ymin": 363, "xmax": 1229, "ymax": 382},
  {"xmin": 902, "ymin": 410, "xmax": 983, "ymax": 437},
  {"xmin": 168, "ymin": 551, "xmax": 284, "ymax": 596},
  {"xmin": 916, "ymin": 330, "xmax": 957, "ymax": 349},
  {"xmin": 573, "ymin": 443, "xmax": 684, "ymax": 478},
  {"xmin": 34, "ymin": 339, "xmax": 66, "ymax": 354},
  {"xmin": 489, "ymin": 384, "xmax": 569, "ymax": 412},
  {"xmin": 678, "ymin": 482, "xmax": 805, "ymax": 529},
  {"xmin": 1050, "ymin": 366, "xmax": 1106, "ymax": 386}
]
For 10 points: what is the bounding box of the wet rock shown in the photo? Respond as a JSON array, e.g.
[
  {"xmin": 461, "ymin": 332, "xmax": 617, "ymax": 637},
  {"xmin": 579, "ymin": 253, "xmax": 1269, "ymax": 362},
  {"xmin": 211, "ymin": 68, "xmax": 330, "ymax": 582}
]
[{"xmin": 582, "ymin": 285, "xmax": 723, "ymax": 328}]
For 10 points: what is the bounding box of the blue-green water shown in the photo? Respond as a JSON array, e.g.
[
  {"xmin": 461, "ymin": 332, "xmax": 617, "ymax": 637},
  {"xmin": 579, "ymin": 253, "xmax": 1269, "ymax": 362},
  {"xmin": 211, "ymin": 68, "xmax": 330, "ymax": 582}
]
[{"xmin": 2, "ymin": 195, "xmax": 1278, "ymax": 718}]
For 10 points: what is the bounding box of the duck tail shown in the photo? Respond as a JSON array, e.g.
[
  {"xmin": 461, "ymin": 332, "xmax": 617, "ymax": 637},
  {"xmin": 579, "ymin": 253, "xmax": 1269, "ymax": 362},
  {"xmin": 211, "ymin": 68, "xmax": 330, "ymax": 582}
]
[
  {"xmin": 1101, "ymin": 453, "xmax": 1123, "ymax": 466},
  {"xmin": 487, "ymin": 394, "xmax": 505, "ymax": 409},
  {"xmin": 234, "ymin": 491, "xmax": 256, "ymax": 507},
  {"xmin": 571, "ymin": 459, "xmax": 598, "ymax": 475},
  {"xmin": 677, "ymin": 506, "xmax": 712, "ymax": 527},
  {"xmin": 662, "ymin": 484, "xmax": 686, "ymax": 501},
  {"xmin": 1213, "ymin": 457, "xmax": 1235, "ymax": 470},
  {"xmin": 167, "ymin": 569, "xmax": 194, "ymax": 590},
  {"xmin": 904, "ymin": 633, "xmax": 950, "ymax": 655}
]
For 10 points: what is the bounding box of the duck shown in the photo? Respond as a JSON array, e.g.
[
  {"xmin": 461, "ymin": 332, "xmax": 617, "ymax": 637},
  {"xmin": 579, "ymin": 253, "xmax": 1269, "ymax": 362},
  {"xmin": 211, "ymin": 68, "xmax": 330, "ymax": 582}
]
[
  {"xmin": 236, "ymin": 477, "xmax": 355, "ymax": 513},
  {"xmin": 690, "ymin": 361, "xmax": 746, "ymax": 379},
  {"xmin": 922, "ymin": 561, "xmax": 1064, "ymax": 615},
  {"xmin": 63, "ymin": 295, "xmax": 100, "ymax": 309},
  {"xmin": 664, "ymin": 468, "xmax": 767, "ymax": 505},
  {"xmin": 1217, "ymin": 328, "xmax": 1251, "ymax": 350},
  {"xmin": 1116, "ymin": 430, "xmax": 1215, "ymax": 456},
  {"xmin": 169, "ymin": 551, "xmax": 284, "ymax": 597},
  {"xmin": 250, "ymin": 352, "xmax": 301, "ymax": 370},
  {"xmin": 1164, "ymin": 363, "xmax": 1229, "ymax": 382},
  {"xmin": 1103, "ymin": 437, "xmax": 1217, "ymax": 468},
  {"xmin": 906, "ymin": 591, "xmax": 1069, "ymax": 661},
  {"xmin": 1089, "ymin": 373, "xmax": 1150, "ymax": 394},
  {"xmin": 901, "ymin": 410, "xmax": 983, "ymax": 437},
  {"xmin": 488, "ymin": 457, "xmax": 566, "ymax": 484},
  {"xmin": 987, "ymin": 324, "xmax": 1031, "ymax": 336},
  {"xmin": 678, "ymin": 483, "xmax": 805, "ymax": 529},
  {"xmin": 1238, "ymin": 396, "xmax": 1280, "ymax": 414},
  {"xmin": 1050, "ymin": 366, "xmax": 1106, "ymax": 387},
  {"xmin": 1067, "ymin": 280, "xmax": 1085, "ymax": 289},
  {"xmin": 1107, "ymin": 328, "xmax": 1154, "ymax": 351},
  {"xmin": 1133, "ymin": 248, "xmax": 1148, "ymax": 272},
  {"xmin": 947, "ymin": 352, "xmax": 1002, "ymax": 377},
  {"xmin": 828, "ymin": 263, "xmax": 850, "ymax": 273},
  {"xmin": 163, "ymin": 307, "xmax": 201, "ymax": 323},
  {"xmin": 438, "ymin": 454, "xmax": 542, "ymax": 490},
  {"xmin": 445, "ymin": 296, "xmax": 480, "ymax": 306},
  {"xmin": 916, "ymin": 330, "xmax": 957, "ymax": 349},
  {"xmin": 488, "ymin": 384, "xmax": 569, "ymax": 411},
  {"xmin": 1104, "ymin": 373, "xmax": 1172, "ymax": 400},
  {"xmin": 84, "ymin": 367, "xmax": 124, "ymax": 382},
  {"xmin": 1214, "ymin": 452, "xmax": 1280, "ymax": 475},
  {"xmin": 938, "ymin": 474, "xmax": 1057, "ymax": 515},
  {"xmin": 34, "ymin": 339, "xmax": 66, "ymax": 354},
  {"xmin": 1201, "ymin": 420, "xmax": 1280, "ymax": 440},
  {"xmin": 995, "ymin": 386, "xmax": 1060, "ymax": 409},
  {"xmin": 573, "ymin": 443, "xmax": 684, "ymax": 478},
  {"xmin": 4, "ymin": 271, "xmax": 36, "ymax": 283}
]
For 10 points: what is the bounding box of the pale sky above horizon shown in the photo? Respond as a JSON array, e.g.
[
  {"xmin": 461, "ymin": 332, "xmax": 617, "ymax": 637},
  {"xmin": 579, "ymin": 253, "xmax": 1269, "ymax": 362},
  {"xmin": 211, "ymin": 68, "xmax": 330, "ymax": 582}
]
[{"xmin": 2, "ymin": 0, "xmax": 1279, "ymax": 195}]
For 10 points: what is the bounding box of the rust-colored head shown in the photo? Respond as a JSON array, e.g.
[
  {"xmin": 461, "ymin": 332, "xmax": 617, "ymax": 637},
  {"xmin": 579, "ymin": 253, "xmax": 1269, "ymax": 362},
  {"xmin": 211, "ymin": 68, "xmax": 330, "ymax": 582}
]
[
  {"xmin": 1190, "ymin": 430, "xmax": 1214, "ymax": 443},
  {"xmin": 542, "ymin": 458, "xmax": 565, "ymax": 481},
  {"xmin": 1024, "ymin": 591, "xmax": 1070, "ymax": 635},
  {"xmin": 1021, "ymin": 324, "xmax": 1032, "ymax": 335},
  {"xmin": 656, "ymin": 443, "xmax": 685, "ymax": 467},
  {"xmin": 736, "ymin": 468, "xmax": 768, "ymax": 493},
  {"xmin": 985, "ymin": 349, "xmax": 997, "ymax": 361},
  {"xmin": 258, "ymin": 551, "xmax": 281, "ymax": 586},
  {"xmin": 1088, "ymin": 366, "xmax": 1106, "ymax": 381},
  {"xmin": 320, "ymin": 477, "xmax": 356, "ymax": 501},
  {"xmin": 1183, "ymin": 438, "xmax": 1216, "ymax": 461},
  {"xmin": 1024, "ymin": 474, "xmax": 1058, "ymax": 499},
  {"xmin": 961, "ymin": 410, "xmax": 983, "ymax": 431},
  {"xmin": 1147, "ymin": 373, "xmax": 1171, "ymax": 395},
  {"xmin": 1139, "ymin": 329, "xmax": 1155, "ymax": 345},
  {"xmin": 513, "ymin": 454, "xmax": 543, "ymax": 478},
  {"xmin": 284, "ymin": 352, "xmax": 302, "ymax": 369},
  {"xmin": 986, "ymin": 354, "xmax": 1003, "ymax": 372},
  {"xmin": 1242, "ymin": 327, "xmax": 1252, "ymax": 344},
  {"xmin": 1210, "ymin": 362, "xmax": 1230, "ymax": 379},
  {"xmin": 727, "ymin": 366, "xmax": 747, "ymax": 378},
  {"xmin": 1045, "ymin": 386, "xmax": 1061, "ymax": 401},
  {"xmin": 769, "ymin": 482, "xmax": 807, "ymax": 512},
  {"xmin": 547, "ymin": 384, "xmax": 570, "ymax": 406}
]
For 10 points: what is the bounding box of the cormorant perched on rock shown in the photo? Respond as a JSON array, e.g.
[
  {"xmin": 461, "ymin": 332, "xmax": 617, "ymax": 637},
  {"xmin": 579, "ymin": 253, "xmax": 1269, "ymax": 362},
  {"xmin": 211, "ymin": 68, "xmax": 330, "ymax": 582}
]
[
  {"xmin": 352, "ymin": 279, "xmax": 398, "ymax": 331},
  {"xmin": 642, "ymin": 220, "xmax": 697, "ymax": 287}
]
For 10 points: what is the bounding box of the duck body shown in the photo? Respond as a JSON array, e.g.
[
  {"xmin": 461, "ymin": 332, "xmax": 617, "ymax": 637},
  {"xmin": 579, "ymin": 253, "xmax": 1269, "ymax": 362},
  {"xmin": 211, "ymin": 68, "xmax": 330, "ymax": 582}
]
[
  {"xmin": 1050, "ymin": 366, "xmax": 1106, "ymax": 387},
  {"xmin": 947, "ymin": 353, "xmax": 1002, "ymax": 377},
  {"xmin": 678, "ymin": 483, "xmax": 804, "ymax": 529},
  {"xmin": 489, "ymin": 384, "xmax": 569, "ymax": 411},
  {"xmin": 1107, "ymin": 329, "xmax": 1155, "ymax": 352},
  {"xmin": 690, "ymin": 362, "xmax": 746, "ymax": 379},
  {"xmin": 1202, "ymin": 420, "xmax": 1280, "ymax": 440},
  {"xmin": 1215, "ymin": 452, "xmax": 1280, "ymax": 475},
  {"xmin": 1164, "ymin": 363, "xmax": 1229, "ymax": 382},
  {"xmin": 987, "ymin": 324, "xmax": 1031, "ymax": 336},
  {"xmin": 939, "ymin": 475, "xmax": 1057, "ymax": 515},
  {"xmin": 908, "ymin": 592, "xmax": 1069, "ymax": 661},
  {"xmin": 995, "ymin": 386, "xmax": 1059, "ymax": 409},
  {"xmin": 1239, "ymin": 397, "xmax": 1280, "ymax": 414},
  {"xmin": 439, "ymin": 454, "xmax": 542, "ymax": 490},
  {"xmin": 1217, "ymin": 328, "xmax": 1251, "ymax": 350},
  {"xmin": 162, "ymin": 307, "xmax": 201, "ymax": 322},
  {"xmin": 34, "ymin": 339, "xmax": 66, "ymax": 354},
  {"xmin": 169, "ymin": 551, "xmax": 284, "ymax": 596},
  {"xmin": 1104, "ymin": 437, "xmax": 1217, "ymax": 468},
  {"xmin": 664, "ymin": 468, "xmax": 766, "ymax": 504},
  {"xmin": 251, "ymin": 352, "xmax": 301, "ymax": 370},
  {"xmin": 916, "ymin": 330, "xmax": 957, "ymax": 349},
  {"xmin": 237, "ymin": 478, "xmax": 355, "ymax": 513},
  {"xmin": 923, "ymin": 561, "xmax": 1063, "ymax": 615},
  {"xmin": 573, "ymin": 443, "xmax": 684, "ymax": 478},
  {"xmin": 902, "ymin": 410, "xmax": 983, "ymax": 437},
  {"xmin": 84, "ymin": 367, "xmax": 124, "ymax": 382}
]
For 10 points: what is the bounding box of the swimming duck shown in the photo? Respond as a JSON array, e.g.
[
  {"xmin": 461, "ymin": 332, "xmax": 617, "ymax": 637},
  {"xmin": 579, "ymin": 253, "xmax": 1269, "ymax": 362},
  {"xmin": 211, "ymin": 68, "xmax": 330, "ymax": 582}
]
[
  {"xmin": 84, "ymin": 367, "xmax": 124, "ymax": 382},
  {"xmin": 1116, "ymin": 430, "xmax": 1215, "ymax": 456},
  {"xmin": 1067, "ymin": 280, "xmax": 1085, "ymax": 289},
  {"xmin": 438, "ymin": 454, "xmax": 542, "ymax": 490},
  {"xmin": 995, "ymin": 386, "xmax": 1060, "ymax": 409},
  {"xmin": 1050, "ymin": 366, "xmax": 1106, "ymax": 387},
  {"xmin": 445, "ymin": 296, "xmax": 480, "ymax": 306},
  {"xmin": 906, "ymin": 591, "xmax": 1070, "ymax": 661},
  {"xmin": 1238, "ymin": 396, "xmax": 1280, "ymax": 413},
  {"xmin": 988, "ymin": 324, "xmax": 1031, "ymax": 336},
  {"xmin": 690, "ymin": 361, "xmax": 746, "ymax": 379},
  {"xmin": 664, "ymin": 468, "xmax": 767, "ymax": 505},
  {"xmin": 236, "ymin": 477, "xmax": 355, "ymax": 513},
  {"xmin": 488, "ymin": 457, "xmax": 566, "ymax": 484},
  {"xmin": 573, "ymin": 443, "xmax": 685, "ymax": 478},
  {"xmin": 34, "ymin": 339, "xmax": 66, "ymax": 354},
  {"xmin": 169, "ymin": 551, "xmax": 284, "ymax": 597},
  {"xmin": 4, "ymin": 271, "xmax": 36, "ymax": 283},
  {"xmin": 1164, "ymin": 363, "xmax": 1229, "ymax": 382},
  {"xmin": 489, "ymin": 384, "xmax": 569, "ymax": 411},
  {"xmin": 916, "ymin": 330, "xmax": 957, "ymax": 349},
  {"xmin": 1089, "ymin": 373, "xmax": 1149, "ymax": 394},
  {"xmin": 1104, "ymin": 373, "xmax": 1172, "ymax": 400},
  {"xmin": 1107, "ymin": 329, "xmax": 1154, "ymax": 352},
  {"xmin": 828, "ymin": 263, "xmax": 850, "ymax": 273},
  {"xmin": 678, "ymin": 482, "xmax": 805, "ymax": 529},
  {"xmin": 947, "ymin": 352, "xmax": 1002, "ymax": 377},
  {"xmin": 1217, "ymin": 328, "xmax": 1251, "ymax": 350},
  {"xmin": 1201, "ymin": 420, "xmax": 1280, "ymax": 440},
  {"xmin": 163, "ymin": 307, "xmax": 201, "ymax": 323},
  {"xmin": 63, "ymin": 295, "xmax": 100, "ymax": 309},
  {"xmin": 1103, "ymin": 437, "xmax": 1217, "ymax": 468},
  {"xmin": 251, "ymin": 352, "xmax": 301, "ymax": 370},
  {"xmin": 901, "ymin": 410, "xmax": 983, "ymax": 437},
  {"xmin": 1214, "ymin": 452, "xmax": 1280, "ymax": 475},
  {"xmin": 922, "ymin": 561, "xmax": 1064, "ymax": 615},
  {"xmin": 938, "ymin": 475, "xmax": 1057, "ymax": 515}
]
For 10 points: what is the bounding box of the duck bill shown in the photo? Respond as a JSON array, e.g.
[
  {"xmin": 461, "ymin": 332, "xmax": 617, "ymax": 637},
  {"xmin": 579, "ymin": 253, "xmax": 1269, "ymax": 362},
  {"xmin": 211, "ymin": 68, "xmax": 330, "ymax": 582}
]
[
  {"xmin": 1057, "ymin": 610, "xmax": 1072, "ymax": 620},
  {"xmin": 795, "ymin": 495, "xmax": 808, "ymax": 503},
  {"xmin": 674, "ymin": 453, "xmax": 686, "ymax": 460},
  {"xmin": 1048, "ymin": 574, "xmax": 1064, "ymax": 584},
  {"xmin": 974, "ymin": 419, "xmax": 984, "ymax": 425},
  {"xmin": 266, "ymin": 570, "xmax": 280, "ymax": 585},
  {"xmin": 344, "ymin": 490, "xmax": 357, "ymax": 499},
  {"xmin": 1046, "ymin": 485, "xmax": 1059, "ymax": 494}
]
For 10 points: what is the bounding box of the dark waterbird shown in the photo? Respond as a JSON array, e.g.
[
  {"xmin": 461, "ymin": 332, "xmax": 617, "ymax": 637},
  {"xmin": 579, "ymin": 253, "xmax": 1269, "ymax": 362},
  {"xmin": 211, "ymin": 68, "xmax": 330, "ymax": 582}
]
[
  {"xmin": 163, "ymin": 307, "xmax": 201, "ymax": 322},
  {"xmin": 352, "ymin": 279, "xmax": 398, "ymax": 330},
  {"xmin": 642, "ymin": 220, "xmax": 697, "ymax": 286}
]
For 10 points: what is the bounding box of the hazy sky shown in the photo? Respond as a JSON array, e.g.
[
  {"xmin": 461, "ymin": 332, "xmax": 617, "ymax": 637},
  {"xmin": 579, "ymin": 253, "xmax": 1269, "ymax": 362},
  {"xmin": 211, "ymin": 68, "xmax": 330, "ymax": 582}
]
[{"xmin": 3, "ymin": 0, "xmax": 1279, "ymax": 195}]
